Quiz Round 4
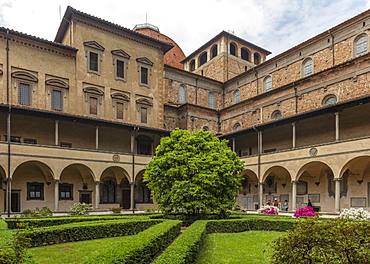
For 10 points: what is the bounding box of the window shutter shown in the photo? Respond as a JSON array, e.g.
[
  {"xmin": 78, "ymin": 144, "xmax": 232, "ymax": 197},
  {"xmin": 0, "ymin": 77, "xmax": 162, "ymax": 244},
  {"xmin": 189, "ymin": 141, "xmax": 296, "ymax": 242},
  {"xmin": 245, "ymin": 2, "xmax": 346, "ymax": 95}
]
[
  {"xmin": 303, "ymin": 59, "xmax": 313, "ymax": 77},
  {"xmin": 116, "ymin": 60, "xmax": 124, "ymax": 79},
  {"xmin": 356, "ymin": 36, "xmax": 368, "ymax": 57},
  {"xmin": 89, "ymin": 52, "xmax": 99, "ymax": 71},
  {"xmin": 52, "ymin": 90, "xmax": 62, "ymax": 111},
  {"xmin": 116, "ymin": 102, "xmax": 124, "ymax": 119},
  {"xmin": 141, "ymin": 67, "xmax": 148, "ymax": 85},
  {"xmin": 19, "ymin": 83, "xmax": 30, "ymax": 105},
  {"xmin": 90, "ymin": 97, "xmax": 98, "ymax": 115},
  {"xmin": 141, "ymin": 107, "xmax": 147, "ymax": 123}
]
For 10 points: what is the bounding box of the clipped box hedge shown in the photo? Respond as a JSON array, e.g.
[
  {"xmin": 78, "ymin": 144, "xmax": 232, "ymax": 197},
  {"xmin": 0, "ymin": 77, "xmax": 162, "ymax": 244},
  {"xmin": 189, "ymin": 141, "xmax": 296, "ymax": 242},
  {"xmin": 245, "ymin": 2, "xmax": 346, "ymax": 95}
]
[
  {"xmin": 87, "ymin": 220, "xmax": 181, "ymax": 264},
  {"xmin": 21, "ymin": 219, "xmax": 161, "ymax": 247},
  {"xmin": 5, "ymin": 214, "xmax": 155, "ymax": 229},
  {"xmin": 154, "ymin": 217, "xmax": 297, "ymax": 264},
  {"xmin": 154, "ymin": 220, "xmax": 208, "ymax": 264}
]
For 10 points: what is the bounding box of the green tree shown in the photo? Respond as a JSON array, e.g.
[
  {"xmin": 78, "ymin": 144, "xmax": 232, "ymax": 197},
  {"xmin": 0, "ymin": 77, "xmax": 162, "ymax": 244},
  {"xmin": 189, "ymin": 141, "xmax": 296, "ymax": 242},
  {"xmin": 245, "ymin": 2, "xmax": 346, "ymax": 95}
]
[{"xmin": 144, "ymin": 129, "xmax": 244, "ymax": 216}]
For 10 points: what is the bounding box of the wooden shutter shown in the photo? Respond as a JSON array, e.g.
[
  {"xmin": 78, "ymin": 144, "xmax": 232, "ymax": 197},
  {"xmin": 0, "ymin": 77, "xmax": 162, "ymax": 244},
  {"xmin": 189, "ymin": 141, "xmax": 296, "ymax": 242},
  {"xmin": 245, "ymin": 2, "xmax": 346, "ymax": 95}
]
[
  {"xmin": 140, "ymin": 67, "xmax": 148, "ymax": 84},
  {"xmin": 52, "ymin": 90, "xmax": 62, "ymax": 111},
  {"xmin": 89, "ymin": 52, "xmax": 99, "ymax": 71},
  {"xmin": 140, "ymin": 107, "xmax": 147, "ymax": 123},
  {"xmin": 116, "ymin": 60, "xmax": 124, "ymax": 79},
  {"xmin": 19, "ymin": 83, "xmax": 30, "ymax": 105},
  {"xmin": 90, "ymin": 97, "xmax": 98, "ymax": 115},
  {"xmin": 116, "ymin": 102, "xmax": 124, "ymax": 119}
]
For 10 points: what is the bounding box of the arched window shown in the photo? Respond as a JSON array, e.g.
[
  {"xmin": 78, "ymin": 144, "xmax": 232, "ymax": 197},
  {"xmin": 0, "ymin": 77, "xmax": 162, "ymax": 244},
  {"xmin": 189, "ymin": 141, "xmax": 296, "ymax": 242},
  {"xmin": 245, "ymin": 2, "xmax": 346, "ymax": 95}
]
[
  {"xmin": 241, "ymin": 47, "xmax": 250, "ymax": 61},
  {"xmin": 233, "ymin": 123, "xmax": 241, "ymax": 131},
  {"xmin": 208, "ymin": 92, "xmax": 215, "ymax": 109},
  {"xmin": 354, "ymin": 34, "xmax": 368, "ymax": 57},
  {"xmin": 302, "ymin": 58, "xmax": 314, "ymax": 77},
  {"xmin": 322, "ymin": 94, "xmax": 337, "ymax": 106},
  {"xmin": 189, "ymin": 59, "xmax": 195, "ymax": 71},
  {"xmin": 234, "ymin": 89, "xmax": 240, "ymax": 103},
  {"xmin": 254, "ymin": 53, "xmax": 261, "ymax": 65},
  {"xmin": 271, "ymin": 110, "xmax": 282, "ymax": 120},
  {"xmin": 211, "ymin": 44, "xmax": 218, "ymax": 59},
  {"xmin": 178, "ymin": 84, "xmax": 186, "ymax": 104},
  {"xmin": 202, "ymin": 126, "xmax": 209, "ymax": 131},
  {"xmin": 229, "ymin": 42, "xmax": 237, "ymax": 56},
  {"xmin": 263, "ymin": 75, "xmax": 272, "ymax": 92},
  {"xmin": 198, "ymin": 51, "xmax": 208, "ymax": 66}
]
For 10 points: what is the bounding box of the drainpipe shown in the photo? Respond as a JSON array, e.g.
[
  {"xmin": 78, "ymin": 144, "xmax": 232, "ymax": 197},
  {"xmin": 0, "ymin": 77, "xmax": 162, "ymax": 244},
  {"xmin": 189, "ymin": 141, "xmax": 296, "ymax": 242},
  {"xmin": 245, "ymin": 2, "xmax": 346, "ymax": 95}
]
[{"xmin": 6, "ymin": 29, "xmax": 11, "ymax": 217}]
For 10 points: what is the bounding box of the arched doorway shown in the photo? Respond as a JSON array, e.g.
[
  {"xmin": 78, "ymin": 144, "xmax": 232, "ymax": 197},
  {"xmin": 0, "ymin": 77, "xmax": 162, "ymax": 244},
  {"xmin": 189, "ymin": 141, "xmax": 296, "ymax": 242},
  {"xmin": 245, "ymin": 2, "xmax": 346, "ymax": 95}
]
[
  {"xmin": 339, "ymin": 156, "xmax": 370, "ymax": 210},
  {"xmin": 135, "ymin": 170, "xmax": 152, "ymax": 210},
  {"xmin": 100, "ymin": 166, "xmax": 130, "ymax": 210},
  {"xmin": 237, "ymin": 170, "xmax": 259, "ymax": 210},
  {"xmin": 296, "ymin": 161, "xmax": 336, "ymax": 212},
  {"xmin": 12, "ymin": 161, "xmax": 54, "ymax": 213},
  {"xmin": 262, "ymin": 166, "xmax": 292, "ymax": 209},
  {"xmin": 59, "ymin": 164, "xmax": 95, "ymax": 212}
]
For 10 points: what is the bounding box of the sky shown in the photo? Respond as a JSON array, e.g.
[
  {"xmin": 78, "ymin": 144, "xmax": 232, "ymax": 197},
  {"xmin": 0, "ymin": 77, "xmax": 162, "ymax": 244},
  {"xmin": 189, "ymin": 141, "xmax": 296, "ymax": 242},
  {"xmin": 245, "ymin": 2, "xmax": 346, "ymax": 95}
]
[{"xmin": 0, "ymin": 0, "xmax": 370, "ymax": 58}]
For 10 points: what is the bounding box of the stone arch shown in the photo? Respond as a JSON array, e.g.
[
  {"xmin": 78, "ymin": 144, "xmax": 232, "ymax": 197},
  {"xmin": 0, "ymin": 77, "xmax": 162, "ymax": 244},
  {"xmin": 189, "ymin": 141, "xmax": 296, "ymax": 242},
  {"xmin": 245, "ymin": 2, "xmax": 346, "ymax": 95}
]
[
  {"xmin": 338, "ymin": 156, "xmax": 370, "ymax": 209},
  {"xmin": 262, "ymin": 166, "xmax": 292, "ymax": 208},
  {"xmin": 0, "ymin": 166, "xmax": 6, "ymax": 213},
  {"xmin": 263, "ymin": 165, "xmax": 292, "ymax": 183},
  {"xmin": 237, "ymin": 169, "xmax": 259, "ymax": 210},
  {"xmin": 11, "ymin": 161, "xmax": 55, "ymax": 212},
  {"xmin": 135, "ymin": 170, "xmax": 152, "ymax": 205},
  {"xmin": 58, "ymin": 163, "xmax": 96, "ymax": 210},
  {"xmin": 296, "ymin": 161, "xmax": 336, "ymax": 211}
]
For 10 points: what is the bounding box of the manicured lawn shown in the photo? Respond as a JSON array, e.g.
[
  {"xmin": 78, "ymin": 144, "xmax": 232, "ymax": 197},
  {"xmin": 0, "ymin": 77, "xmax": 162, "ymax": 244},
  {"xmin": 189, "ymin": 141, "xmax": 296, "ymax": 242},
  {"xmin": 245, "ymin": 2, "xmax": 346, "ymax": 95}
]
[
  {"xmin": 29, "ymin": 234, "xmax": 137, "ymax": 264},
  {"xmin": 196, "ymin": 231, "xmax": 285, "ymax": 264}
]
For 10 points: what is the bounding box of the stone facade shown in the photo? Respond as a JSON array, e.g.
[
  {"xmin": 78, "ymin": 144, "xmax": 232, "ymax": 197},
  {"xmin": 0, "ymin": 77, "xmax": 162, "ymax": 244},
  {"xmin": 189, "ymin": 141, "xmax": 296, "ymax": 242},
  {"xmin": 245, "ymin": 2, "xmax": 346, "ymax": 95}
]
[{"xmin": 2, "ymin": 6, "xmax": 370, "ymax": 214}]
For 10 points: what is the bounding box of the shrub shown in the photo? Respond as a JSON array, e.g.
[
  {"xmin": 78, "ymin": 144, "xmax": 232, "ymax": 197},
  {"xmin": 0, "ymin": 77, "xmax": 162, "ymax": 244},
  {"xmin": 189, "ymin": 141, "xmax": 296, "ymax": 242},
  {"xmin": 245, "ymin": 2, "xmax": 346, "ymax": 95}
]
[
  {"xmin": 271, "ymin": 219, "xmax": 370, "ymax": 263},
  {"xmin": 154, "ymin": 221, "xmax": 208, "ymax": 264},
  {"xmin": 206, "ymin": 218, "xmax": 296, "ymax": 233},
  {"xmin": 21, "ymin": 207, "xmax": 52, "ymax": 218},
  {"xmin": 111, "ymin": 208, "xmax": 122, "ymax": 214},
  {"xmin": 258, "ymin": 205, "xmax": 279, "ymax": 215},
  {"xmin": 70, "ymin": 203, "xmax": 92, "ymax": 216},
  {"xmin": 88, "ymin": 220, "xmax": 181, "ymax": 263},
  {"xmin": 293, "ymin": 206, "xmax": 316, "ymax": 218},
  {"xmin": 21, "ymin": 219, "xmax": 160, "ymax": 247},
  {"xmin": 339, "ymin": 207, "xmax": 369, "ymax": 220}
]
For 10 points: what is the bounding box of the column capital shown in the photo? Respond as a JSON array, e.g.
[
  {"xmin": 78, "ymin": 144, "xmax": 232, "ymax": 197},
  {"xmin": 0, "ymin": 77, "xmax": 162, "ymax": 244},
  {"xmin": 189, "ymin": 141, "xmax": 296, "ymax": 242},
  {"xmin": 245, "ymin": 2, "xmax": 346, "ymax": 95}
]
[
  {"xmin": 95, "ymin": 181, "xmax": 100, "ymax": 184},
  {"xmin": 54, "ymin": 179, "xmax": 60, "ymax": 183},
  {"xmin": 333, "ymin": 178, "xmax": 342, "ymax": 181},
  {"xmin": 291, "ymin": 180, "xmax": 298, "ymax": 184}
]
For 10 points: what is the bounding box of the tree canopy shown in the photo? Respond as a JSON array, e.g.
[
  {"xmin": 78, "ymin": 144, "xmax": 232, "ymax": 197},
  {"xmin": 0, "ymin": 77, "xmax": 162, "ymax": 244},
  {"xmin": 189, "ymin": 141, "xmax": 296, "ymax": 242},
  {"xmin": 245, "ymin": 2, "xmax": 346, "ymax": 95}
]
[{"xmin": 144, "ymin": 129, "xmax": 244, "ymax": 215}]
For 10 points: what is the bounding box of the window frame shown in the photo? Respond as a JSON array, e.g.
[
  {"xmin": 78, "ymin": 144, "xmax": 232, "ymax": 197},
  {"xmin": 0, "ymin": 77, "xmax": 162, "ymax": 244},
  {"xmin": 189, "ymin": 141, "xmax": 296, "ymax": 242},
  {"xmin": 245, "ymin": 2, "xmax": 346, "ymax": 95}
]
[
  {"xmin": 27, "ymin": 182, "xmax": 44, "ymax": 200},
  {"xmin": 51, "ymin": 89, "xmax": 63, "ymax": 111},
  {"xmin": 59, "ymin": 183, "xmax": 73, "ymax": 200},
  {"xmin": 234, "ymin": 89, "xmax": 241, "ymax": 103},
  {"xmin": 89, "ymin": 96, "xmax": 99, "ymax": 115},
  {"xmin": 116, "ymin": 101, "xmax": 124, "ymax": 120},
  {"xmin": 322, "ymin": 94, "xmax": 337, "ymax": 106},
  {"xmin": 178, "ymin": 83, "xmax": 187, "ymax": 104},
  {"xmin": 233, "ymin": 123, "xmax": 241, "ymax": 131},
  {"xmin": 88, "ymin": 51, "xmax": 99, "ymax": 73},
  {"xmin": 84, "ymin": 41, "xmax": 104, "ymax": 75},
  {"xmin": 189, "ymin": 59, "xmax": 196, "ymax": 71},
  {"xmin": 140, "ymin": 66, "xmax": 149, "ymax": 86},
  {"xmin": 198, "ymin": 51, "xmax": 208, "ymax": 66},
  {"xmin": 210, "ymin": 44, "xmax": 218, "ymax": 59},
  {"xmin": 263, "ymin": 75, "xmax": 273, "ymax": 92},
  {"xmin": 140, "ymin": 106, "xmax": 148, "ymax": 124},
  {"xmin": 229, "ymin": 42, "xmax": 237, "ymax": 56},
  {"xmin": 354, "ymin": 33, "xmax": 368, "ymax": 58},
  {"xmin": 208, "ymin": 92, "xmax": 216, "ymax": 109},
  {"xmin": 241, "ymin": 47, "xmax": 250, "ymax": 61},
  {"xmin": 302, "ymin": 57, "xmax": 314, "ymax": 77},
  {"xmin": 18, "ymin": 81, "xmax": 32, "ymax": 106},
  {"xmin": 271, "ymin": 110, "xmax": 283, "ymax": 120}
]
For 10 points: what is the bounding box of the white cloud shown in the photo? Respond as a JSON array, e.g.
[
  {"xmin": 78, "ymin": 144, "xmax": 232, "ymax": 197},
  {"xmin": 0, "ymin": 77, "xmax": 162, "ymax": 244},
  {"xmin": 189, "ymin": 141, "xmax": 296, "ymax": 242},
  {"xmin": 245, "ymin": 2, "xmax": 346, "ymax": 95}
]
[{"xmin": 0, "ymin": 0, "xmax": 368, "ymax": 58}]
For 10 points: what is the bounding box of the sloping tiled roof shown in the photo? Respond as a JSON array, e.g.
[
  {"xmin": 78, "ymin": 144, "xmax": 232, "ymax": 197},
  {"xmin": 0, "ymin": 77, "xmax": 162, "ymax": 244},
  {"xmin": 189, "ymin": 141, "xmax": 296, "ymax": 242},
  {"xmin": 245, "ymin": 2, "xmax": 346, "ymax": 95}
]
[{"xmin": 55, "ymin": 6, "xmax": 173, "ymax": 53}]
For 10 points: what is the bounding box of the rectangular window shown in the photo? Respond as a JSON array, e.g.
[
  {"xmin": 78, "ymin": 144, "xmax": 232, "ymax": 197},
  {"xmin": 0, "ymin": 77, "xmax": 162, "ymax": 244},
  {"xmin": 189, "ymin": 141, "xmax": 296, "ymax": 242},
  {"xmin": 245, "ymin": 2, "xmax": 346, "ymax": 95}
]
[
  {"xmin": 89, "ymin": 97, "xmax": 98, "ymax": 115},
  {"xmin": 140, "ymin": 107, "xmax": 147, "ymax": 123},
  {"xmin": 23, "ymin": 138, "xmax": 37, "ymax": 144},
  {"xmin": 116, "ymin": 102, "xmax": 124, "ymax": 119},
  {"xmin": 59, "ymin": 183, "xmax": 73, "ymax": 200},
  {"xmin": 89, "ymin": 51, "xmax": 99, "ymax": 72},
  {"xmin": 18, "ymin": 83, "xmax": 31, "ymax": 106},
  {"xmin": 116, "ymin": 60, "xmax": 125, "ymax": 79},
  {"xmin": 52, "ymin": 90, "xmax": 63, "ymax": 111},
  {"xmin": 27, "ymin": 182, "xmax": 44, "ymax": 200},
  {"xmin": 140, "ymin": 67, "xmax": 148, "ymax": 85},
  {"xmin": 60, "ymin": 142, "xmax": 72, "ymax": 148}
]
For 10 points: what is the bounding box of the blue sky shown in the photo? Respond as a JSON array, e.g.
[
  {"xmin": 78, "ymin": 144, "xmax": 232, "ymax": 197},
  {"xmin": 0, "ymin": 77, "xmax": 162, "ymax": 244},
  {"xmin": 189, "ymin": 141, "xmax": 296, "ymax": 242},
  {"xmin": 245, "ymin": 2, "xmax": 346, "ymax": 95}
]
[{"xmin": 0, "ymin": 0, "xmax": 369, "ymax": 58}]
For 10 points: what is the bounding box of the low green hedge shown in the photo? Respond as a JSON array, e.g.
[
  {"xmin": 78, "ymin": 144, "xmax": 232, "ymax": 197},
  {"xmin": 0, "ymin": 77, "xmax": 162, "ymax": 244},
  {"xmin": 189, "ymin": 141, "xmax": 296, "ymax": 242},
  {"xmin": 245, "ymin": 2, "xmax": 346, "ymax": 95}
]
[
  {"xmin": 6, "ymin": 214, "xmax": 156, "ymax": 229},
  {"xmin": 87, "ymin": 220, "xmax": 181, "ymax": 263},
  {"xmin": 21, "ymin": 219, "xmax": 161, "ymax": 247},
  {"xmin": 153, "ymin": 218, "xmax": 296, "ymax": 264},
  {"xmin": 206, "ymin": 218, "xmax": 296, "ymax": 233},
  {"xmin": 154, "ymin": 220, "xmax": 208, "ymax": 264}
]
